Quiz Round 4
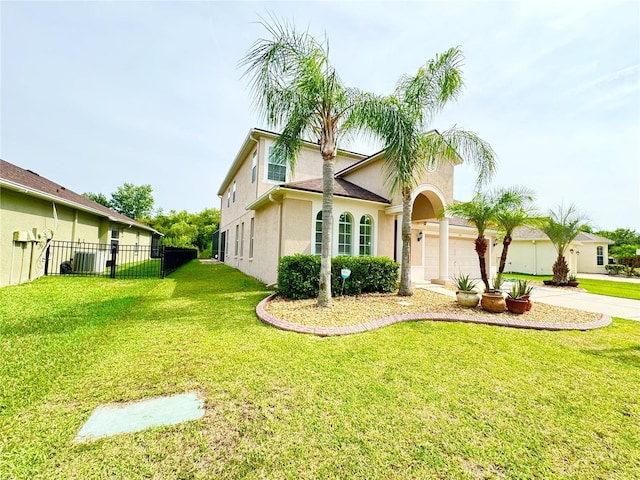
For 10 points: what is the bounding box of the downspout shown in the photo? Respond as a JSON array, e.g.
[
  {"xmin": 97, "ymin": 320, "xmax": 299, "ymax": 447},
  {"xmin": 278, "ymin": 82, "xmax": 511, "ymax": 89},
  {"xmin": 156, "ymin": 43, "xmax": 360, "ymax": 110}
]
[{"xmin": 532, "ymin": 240, "xmax": 537, "ymax": 275}]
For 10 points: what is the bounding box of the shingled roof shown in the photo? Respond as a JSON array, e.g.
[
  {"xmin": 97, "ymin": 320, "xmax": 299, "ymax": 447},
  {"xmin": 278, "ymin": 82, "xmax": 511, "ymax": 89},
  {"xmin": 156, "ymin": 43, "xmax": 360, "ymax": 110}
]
[
  {"xmin": 1, "ymin": 159, "xmax": 157, "ymax": 233},
  {"xmin": 283, "ymin": 178, "xmax": 390, "ymax": 204},
  {"xmin": 512, "ymin": 226, "xmax": 613, "ymax": 243}
]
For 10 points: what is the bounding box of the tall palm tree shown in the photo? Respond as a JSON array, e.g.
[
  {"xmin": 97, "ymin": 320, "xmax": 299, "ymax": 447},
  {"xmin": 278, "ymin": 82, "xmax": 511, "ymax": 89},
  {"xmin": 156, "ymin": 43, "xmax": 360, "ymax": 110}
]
[
  {"xmin": 493, "ymin": 186, "xmax": 538, "ymax": 276},
  {"xmin": 241, "ymin": 18, "xmax": 400, "ymax": 307},
  {"xmin": 364, "ymin": 48, "xmax": 497, "ymax": 296},
  {"xmin": 542, "ymin": 203, "xmax": 589, "ymax": 283}
]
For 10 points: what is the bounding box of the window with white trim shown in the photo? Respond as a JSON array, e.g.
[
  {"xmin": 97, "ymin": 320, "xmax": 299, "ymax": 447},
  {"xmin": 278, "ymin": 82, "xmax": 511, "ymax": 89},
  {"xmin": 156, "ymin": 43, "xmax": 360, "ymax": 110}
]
[
  {"xmin": 338, "ymin": 213, "xmax": 353, "ymax": 256},
  {"xmin": 240, "ymin": 222, "xmax": 244, "ymax": 257},
  {"xmin": 267, "ymin": 146, "xmax": 287, "ymax": 182},
  {"xmin": 251, "ymin": 151, "xmax": 257, "ymax": 183},
  {"xmin": 359, "ymin": 215, "xmax": 373, "ymax": 256},
  {"xmin": 314, "ymin": 211, "xmax": 322, "ymax": 255},
  {"xmin": 235, "ymin": 224, "xmax": 239, "ymax": 257},
  {"xmin": 232, "ymin": 181, "xmax": 236, "ymax": 203},
  {"xmin": 249, "ymin": 218, "xmax": 255, "ymax": 258},
  {"xmin": 227, "ymin": 189, "xmax": 230, "ymax": 208},
  {"xmin": 597, "ymin": 246, "xmax": 604, "ymax": 266}
]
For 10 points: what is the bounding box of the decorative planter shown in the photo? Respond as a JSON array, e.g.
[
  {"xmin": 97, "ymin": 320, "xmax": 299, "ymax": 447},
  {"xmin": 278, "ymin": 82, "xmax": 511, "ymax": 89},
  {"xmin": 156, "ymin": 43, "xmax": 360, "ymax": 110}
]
[
  {"xmin": 521, "ymin": 295, "xmax": 532, "ymax": 311},
  {"xmin": 542, "ymin": 280, "xmax": 555, "ymax": 286},
  {"xmin": 456, "ymin": 291, "xmax": 480, "ymax": 308},
  {"xmin": 568, "ymin": 280, "xmax": 579, "ymax": 287},
  {"xmin": 481, "ymin": 292, "xmax": 506, "ymax": 313},
  {"xmin": 506, "ymin": 297, "xmax": 528, "ymax": 314}
]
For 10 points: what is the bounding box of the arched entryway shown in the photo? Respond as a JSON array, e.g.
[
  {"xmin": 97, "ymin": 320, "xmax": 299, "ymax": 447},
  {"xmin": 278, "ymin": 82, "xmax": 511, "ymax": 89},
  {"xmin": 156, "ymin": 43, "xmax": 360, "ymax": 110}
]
[{"xmin": 408, "ymin": 185, "xmax": 449, "ymax": 283}]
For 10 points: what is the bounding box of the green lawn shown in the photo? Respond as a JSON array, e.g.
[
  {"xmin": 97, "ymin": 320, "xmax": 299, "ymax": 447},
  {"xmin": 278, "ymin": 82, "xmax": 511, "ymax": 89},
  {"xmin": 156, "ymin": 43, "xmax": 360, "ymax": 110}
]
[
  {"xmin": 503, "ymin": 272, "xmax": 640, "ymax": 300},
  {"xmin": 1, "ymin": 262, "xmax": 639, "ymax": 479}
]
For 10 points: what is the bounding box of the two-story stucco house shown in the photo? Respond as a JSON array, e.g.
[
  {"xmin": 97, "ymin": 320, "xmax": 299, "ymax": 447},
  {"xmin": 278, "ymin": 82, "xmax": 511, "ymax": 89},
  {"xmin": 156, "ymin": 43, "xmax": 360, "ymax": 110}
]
[{"xmin": 217, "ymin": 128, "xmax": 499, "ymax": 287}]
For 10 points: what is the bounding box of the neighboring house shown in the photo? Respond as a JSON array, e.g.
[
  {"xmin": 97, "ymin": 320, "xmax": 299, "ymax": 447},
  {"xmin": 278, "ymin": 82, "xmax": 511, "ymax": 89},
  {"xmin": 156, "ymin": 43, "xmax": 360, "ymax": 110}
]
[
  {"xmin": 0, "ymin": 159, "xmax": 159, "ymax": 287},
  {"xmin": 496, "ymin": 225, "xmax": 614, "ymax": 276},
  {"xmin": 217, "ymin": 128, "xmax": 499, "ymax": 286}
]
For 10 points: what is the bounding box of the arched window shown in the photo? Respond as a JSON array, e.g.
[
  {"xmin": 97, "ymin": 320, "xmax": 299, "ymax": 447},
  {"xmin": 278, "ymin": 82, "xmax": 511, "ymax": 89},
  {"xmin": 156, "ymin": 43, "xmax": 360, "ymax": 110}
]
[
  {"xmin": 338, "ymin": 213, "xmax": 353, "ymax": 256},
  {"xmin": 314, "ymin": 211, "xmax": 322, "ymax": 255},
  {"xmin": 359, "ymin": 215, "xmax": 373, "ymax": 256}
]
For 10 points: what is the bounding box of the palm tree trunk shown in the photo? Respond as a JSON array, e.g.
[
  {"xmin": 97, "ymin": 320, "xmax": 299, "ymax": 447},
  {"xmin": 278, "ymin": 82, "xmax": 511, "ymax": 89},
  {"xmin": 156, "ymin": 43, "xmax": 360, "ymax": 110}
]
[
  {"xmin": 398, "ymin": 186, "xmax": 413, "ymax": 296},
  {"xmin": 475, "ymin": 236, "xmax": 490, "ymax": 292},
  {"xmin": 498, "ymin": 235, "xmax": 512, "ymax": 276},
  {"xmin": 552, "ymin": 254, "xmax": 569, "ymax": 284},
  {"xmin": 317, "ymin": 129, "xmax": 336, "ymax": 307}
]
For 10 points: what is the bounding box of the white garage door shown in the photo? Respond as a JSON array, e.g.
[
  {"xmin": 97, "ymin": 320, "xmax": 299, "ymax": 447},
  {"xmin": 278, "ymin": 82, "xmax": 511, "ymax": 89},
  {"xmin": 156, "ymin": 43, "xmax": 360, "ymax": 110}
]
[{"xmin": 449, "ymin": 238, "xmax": 481, "ymax": 280}]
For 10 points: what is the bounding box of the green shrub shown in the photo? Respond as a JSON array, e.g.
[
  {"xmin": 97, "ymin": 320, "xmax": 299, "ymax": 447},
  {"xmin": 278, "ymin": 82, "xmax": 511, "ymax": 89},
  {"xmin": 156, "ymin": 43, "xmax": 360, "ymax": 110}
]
[{"xmin": 277, "ymin": 255, "xmax": 399, "ymax": 299}]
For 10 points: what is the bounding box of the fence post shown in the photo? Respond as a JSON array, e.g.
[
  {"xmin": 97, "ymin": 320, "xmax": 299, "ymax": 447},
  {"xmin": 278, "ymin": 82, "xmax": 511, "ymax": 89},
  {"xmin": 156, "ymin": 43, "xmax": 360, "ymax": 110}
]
[
  {"xmin": 110, "ymin": 245, "xmax": 117, "ymax": 279},
  {"xmin": 44, "ymin": 243, "xmax": 50, "ymax": 275}
]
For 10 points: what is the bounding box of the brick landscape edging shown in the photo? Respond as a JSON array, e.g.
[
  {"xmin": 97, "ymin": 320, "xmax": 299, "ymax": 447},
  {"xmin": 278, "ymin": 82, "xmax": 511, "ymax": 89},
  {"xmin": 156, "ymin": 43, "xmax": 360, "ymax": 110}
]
[{"xmin": 255, "ymin": 294, "xmax": 612, "ymax": 337}]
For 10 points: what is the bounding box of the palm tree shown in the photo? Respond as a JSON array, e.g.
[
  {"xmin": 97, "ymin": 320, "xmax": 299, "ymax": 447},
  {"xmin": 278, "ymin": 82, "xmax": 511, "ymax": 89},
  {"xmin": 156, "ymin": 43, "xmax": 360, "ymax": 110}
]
[
  {"xmin": 542, "ymin": 203, "xmax": 589, "ymax": 284},
  {"xmin": 241, "ymin": 18, "xmax": 400, "ymax": 307},
  {"xmin": 443, "ymin": 192, "xmax": 497, "ymax": 292},
  {"xmin": 493, "ymin": 186, "xmax": 538, "ymax": 276},
  {"xmin": 366, "ymin": 48, "xmax": 497, "ymax": 296}
]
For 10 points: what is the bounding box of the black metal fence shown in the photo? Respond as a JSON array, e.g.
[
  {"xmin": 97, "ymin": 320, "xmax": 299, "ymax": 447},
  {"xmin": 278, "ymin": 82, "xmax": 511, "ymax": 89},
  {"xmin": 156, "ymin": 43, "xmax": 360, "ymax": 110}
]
[{"xmin": 45, "ymin": 241, "xmax": 197, "ymax": 279}]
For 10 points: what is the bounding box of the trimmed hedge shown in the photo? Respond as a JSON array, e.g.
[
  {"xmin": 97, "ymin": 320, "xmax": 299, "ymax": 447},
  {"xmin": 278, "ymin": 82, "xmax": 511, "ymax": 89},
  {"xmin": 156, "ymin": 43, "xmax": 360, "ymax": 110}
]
[{"xmin": 277, "ymin": 254, "xmax": 399, "ymax": 299}]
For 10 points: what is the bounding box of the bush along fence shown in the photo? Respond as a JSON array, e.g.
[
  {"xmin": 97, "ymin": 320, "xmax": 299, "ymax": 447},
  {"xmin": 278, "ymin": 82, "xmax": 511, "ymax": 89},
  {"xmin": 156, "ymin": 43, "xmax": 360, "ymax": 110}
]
[
  {"xmin": 277, "ymin": 254, "xmax": 399, "ymax": 299},
  {"xmin": 44, "ymin": 240, "xmax": 197, "ymax": 279}
]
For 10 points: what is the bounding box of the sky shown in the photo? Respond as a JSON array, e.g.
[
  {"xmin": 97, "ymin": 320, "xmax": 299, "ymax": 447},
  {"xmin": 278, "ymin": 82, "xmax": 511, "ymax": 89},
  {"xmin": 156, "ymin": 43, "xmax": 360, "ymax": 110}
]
[{"xmin": 2, "ymin": 0, "xmax": 639, "ymax": 231}]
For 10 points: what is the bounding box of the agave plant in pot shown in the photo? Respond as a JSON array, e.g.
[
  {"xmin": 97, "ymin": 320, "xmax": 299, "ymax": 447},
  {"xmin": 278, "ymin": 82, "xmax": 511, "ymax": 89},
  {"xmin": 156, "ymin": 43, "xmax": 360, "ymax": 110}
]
[
  {"xmin": 506, "ymin": 280, "xmax": 533, "ymax": 314},
  {"xmin": 480, "ymin": 273, "xmax": 506, "ymax": 313},
  {"xmin": 453, "ymin": 274, "xmax": 480, "ymax": 308}
]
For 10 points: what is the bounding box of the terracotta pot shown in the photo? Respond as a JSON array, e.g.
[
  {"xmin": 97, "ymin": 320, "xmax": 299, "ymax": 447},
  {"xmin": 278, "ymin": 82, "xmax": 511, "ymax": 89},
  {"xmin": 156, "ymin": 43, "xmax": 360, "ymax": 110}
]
[
  {"xmin": 568, "ymin": 280, "xmax": 579, "ymax": 287},
  {"xmin": 521, "ymin": 295, "xmax": 532, "ymax": 311},
  {"xmin": 506, "ymin": 297, "xmax": 528, "ymax": 314},
  {"xmin": 481, "ymin": 292, "xmax": 506, "ymax": 313},
  {"xmin": 456, "ymin": 291, "xmax": 480, "ymax": 308}
]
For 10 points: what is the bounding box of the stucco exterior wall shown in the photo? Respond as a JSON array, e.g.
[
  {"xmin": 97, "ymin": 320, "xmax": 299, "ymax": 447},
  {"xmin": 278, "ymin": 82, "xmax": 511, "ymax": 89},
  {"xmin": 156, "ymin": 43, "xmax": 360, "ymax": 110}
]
[
  {"xmin": 281, "ymin": 198, "xmax": 313, "ymax": 256},
  {"xmin": 498, "ymin": 240, "xmax": 608, "ymax": 275}
]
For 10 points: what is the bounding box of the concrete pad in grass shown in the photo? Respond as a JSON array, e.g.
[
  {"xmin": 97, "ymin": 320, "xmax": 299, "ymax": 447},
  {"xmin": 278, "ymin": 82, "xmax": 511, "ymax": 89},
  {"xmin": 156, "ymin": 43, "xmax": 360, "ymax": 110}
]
[{"xmin": 75, "ymin": 392, "xmax": 205, "ymax": 442}]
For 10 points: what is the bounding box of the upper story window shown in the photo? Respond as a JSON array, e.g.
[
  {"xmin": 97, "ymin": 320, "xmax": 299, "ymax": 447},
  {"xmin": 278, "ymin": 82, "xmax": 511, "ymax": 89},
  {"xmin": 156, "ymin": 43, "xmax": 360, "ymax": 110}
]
[
  {"xmin": 232, "ymin": 181, "xmax": 236, "ymax": 203},
  {"xmin": 338, "ymin": 213, "xmax": 353, "ymax": 256},
  {"xmin": 359, "ymin": 215, "xmax": 373, "ymax": 256},
  {"xmin": 227, "ymin": 189, "xmax": 230, "ymax": 208},
  {"xmin": 267, "ymin": 146, "xmax": 287, "ymax": 183},
  {"xmin": 251, "ymin": 150, "xmax": 257, "ymax": 183},
  {"xmin": 597, "ymin": 246, "xmax": 604, "ymax": 266},
  {"xmin": 314, "ymin": 211, "xmax": 322, "ymax": 255}
]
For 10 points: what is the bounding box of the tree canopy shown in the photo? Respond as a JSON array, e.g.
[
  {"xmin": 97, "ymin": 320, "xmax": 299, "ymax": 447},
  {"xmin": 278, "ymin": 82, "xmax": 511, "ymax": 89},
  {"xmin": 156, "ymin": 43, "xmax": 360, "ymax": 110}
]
[{"xmin": 110, "ymin": 183, "xmax": 154, "ymax": 220}]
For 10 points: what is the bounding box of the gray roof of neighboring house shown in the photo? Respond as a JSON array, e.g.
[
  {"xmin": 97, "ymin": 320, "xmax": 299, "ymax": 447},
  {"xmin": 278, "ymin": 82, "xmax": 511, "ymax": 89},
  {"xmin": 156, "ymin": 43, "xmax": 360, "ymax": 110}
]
[
  {"xmin": 511, "ymin": 225, "xmax": 614, "ymax": 244},
  {"xmin": 0, "ymin": 159, "xmax": 158, "ymax": 234},
  {"xmin": 283, "ymin": 178, "xmax": 390, "ymax": 204}
]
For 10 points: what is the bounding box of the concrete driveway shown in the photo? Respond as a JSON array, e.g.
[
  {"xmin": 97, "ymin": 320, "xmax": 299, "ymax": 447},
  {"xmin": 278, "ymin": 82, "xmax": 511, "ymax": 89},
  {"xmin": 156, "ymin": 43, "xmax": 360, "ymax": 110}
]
[{"xmin": 530, "ymin": 286, "xmax": 640, "ymax": 321}]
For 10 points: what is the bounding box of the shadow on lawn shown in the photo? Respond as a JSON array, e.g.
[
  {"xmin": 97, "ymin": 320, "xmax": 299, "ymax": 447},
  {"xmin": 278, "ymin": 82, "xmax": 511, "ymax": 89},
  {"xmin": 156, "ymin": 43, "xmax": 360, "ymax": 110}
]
[{"xmin": 583, "ymin": 345, "xmax": 640, "ymax": 368}]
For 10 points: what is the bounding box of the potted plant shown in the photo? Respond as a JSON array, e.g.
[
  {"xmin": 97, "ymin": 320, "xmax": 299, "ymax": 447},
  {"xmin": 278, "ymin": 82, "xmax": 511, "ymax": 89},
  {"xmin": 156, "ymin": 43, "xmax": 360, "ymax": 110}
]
[
  {"xmin": 518, "ymin": 280, "xmax": 533, "ymax": 311},
  {"xmin": 506, "ymin": 280, "xmax": 530, "ymax": 314},
  {"xmin": 567, "ymin": 273, "xmax": 579, "ymax": 287},
  {"xmin": 453, "ymin": 273, "xmax": 480, "ymax": 307},
  {"xmin": 481, "ymin": 273, "xmax": 506, "ymax": 313}
]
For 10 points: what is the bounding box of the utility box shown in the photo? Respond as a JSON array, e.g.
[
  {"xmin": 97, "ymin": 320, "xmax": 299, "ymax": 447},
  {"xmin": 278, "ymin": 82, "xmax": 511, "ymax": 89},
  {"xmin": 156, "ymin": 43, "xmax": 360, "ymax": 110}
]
[{"xmin": 13, "ymin": 231, "xmax": 29, "ymax": 242}]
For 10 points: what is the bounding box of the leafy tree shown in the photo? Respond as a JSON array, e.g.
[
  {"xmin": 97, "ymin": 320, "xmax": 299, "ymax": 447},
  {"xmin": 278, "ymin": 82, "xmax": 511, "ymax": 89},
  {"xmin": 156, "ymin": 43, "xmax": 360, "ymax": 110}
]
[
  {"xmin": 82, "ymin": 192, "xmax": 111, "ymax": 208},
  {"xmin": 110, "ymin": 183, "xmax": 154, "ymax": 220},
  {"xmin": 148, "ymin": 208, "xmax": 220, "ymax": 255},
  {"xmin": 370, "ymin": 47, "xmax": 497, "ymax": 296},
  {"xmin": 241, "ymin": 18, "xmax": 399, "ymax": 307},
  {"xmin": 542, "ymin": 203, "xmax": 589, "ymax": 284}
]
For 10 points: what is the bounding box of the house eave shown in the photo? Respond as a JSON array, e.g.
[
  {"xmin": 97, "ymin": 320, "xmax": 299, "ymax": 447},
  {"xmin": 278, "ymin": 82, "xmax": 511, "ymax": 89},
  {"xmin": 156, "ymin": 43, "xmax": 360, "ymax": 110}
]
[{"xmin": 0, "ymin": 178, "xmax": 159, "ymax": 235}]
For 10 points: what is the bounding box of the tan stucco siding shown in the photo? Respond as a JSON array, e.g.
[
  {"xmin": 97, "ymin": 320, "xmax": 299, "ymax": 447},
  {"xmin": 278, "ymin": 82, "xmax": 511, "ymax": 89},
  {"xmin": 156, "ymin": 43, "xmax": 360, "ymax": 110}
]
[
  {"xmin": 250, "ymin": 202, "xmax": 281, "ymax": 284},
  {"xmin": 377, "ymin": 211, "xmax": 395, "ymax": 259},
  {"xmin": 498, "ymin": 240, "xmax": 606, "ymax": 275},
  {"xmin": 339, "ymin": 159, "xmax": 390, "ymax": 200},
  {"xmin": 281, "ymin": 199, "xmax": 312, "ymax": 256}
]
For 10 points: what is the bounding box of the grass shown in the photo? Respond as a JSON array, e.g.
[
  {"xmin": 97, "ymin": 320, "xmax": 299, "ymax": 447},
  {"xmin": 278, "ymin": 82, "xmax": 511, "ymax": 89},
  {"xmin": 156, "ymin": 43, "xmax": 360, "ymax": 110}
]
[
  {"xmin": 1, "ymin": 261, "xmax": 639, "ymax": 479},
  {"xmin": 503, "ymin": 272, "xmax": 640, "ymax": 300}
]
